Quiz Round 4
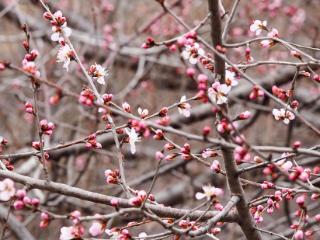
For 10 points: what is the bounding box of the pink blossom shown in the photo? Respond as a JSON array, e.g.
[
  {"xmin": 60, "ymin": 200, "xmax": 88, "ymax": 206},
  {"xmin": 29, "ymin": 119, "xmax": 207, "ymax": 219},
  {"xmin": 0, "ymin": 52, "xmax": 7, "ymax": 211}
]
[{"xmin": 89, "ymin": 221, "xmax": 104, "ymax": 237}]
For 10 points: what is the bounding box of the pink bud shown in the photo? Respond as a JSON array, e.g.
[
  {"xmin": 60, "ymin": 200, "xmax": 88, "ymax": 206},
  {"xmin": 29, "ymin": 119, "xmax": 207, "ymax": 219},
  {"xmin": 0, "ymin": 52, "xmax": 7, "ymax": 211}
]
[
  {"xmin": 13, "ymin": 200, "xmax": 24, "ymax": 210},
  {"xmin": 238, "ymin": 111, "xmax": 251, "ymax": 120},
  {"xmin": 16, "ymin": 189, "xmax": 27, "ymax": 199},
  {"xmin": 155, "ymin": 151, "xmax": 164, "ymax": 161},
  {"xmin": 31, "ymin": 198, "xmax": 40, "ymax": 207},
  {"xmin": 111, "ymin": 198, "xmax": 119, "ymax": 207},
  {"xmin": 186, "ymin": 68, "xmax": 195, "ymax": 77},
  {"xmin": 294, "ymin": 230, "xmax": 304, "ymax": 240}
]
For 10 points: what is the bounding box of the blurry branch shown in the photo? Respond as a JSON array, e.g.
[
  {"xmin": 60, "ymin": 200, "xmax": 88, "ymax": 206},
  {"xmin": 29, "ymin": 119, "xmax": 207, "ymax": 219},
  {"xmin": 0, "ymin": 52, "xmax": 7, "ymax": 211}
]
[
  {"xmin": 207, "ymin": 1, "xmax": 261, "ymax": 239},
  {"xmin": 0, "ymin": 205, "xmax": 35, "ymax": 240},
  {"xmin": 0, "ymin": 169, "xmax": 238, "ymax": 222}
]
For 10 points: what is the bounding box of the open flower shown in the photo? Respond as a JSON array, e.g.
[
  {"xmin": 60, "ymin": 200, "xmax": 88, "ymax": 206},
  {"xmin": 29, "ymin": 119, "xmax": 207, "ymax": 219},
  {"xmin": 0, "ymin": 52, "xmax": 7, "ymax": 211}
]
[
  {"xmin": 225, "ymin": 70, "xmax": 238, "ymax": 86},
  {"xmin": 50, "ymin": 11, "xmax": 72, "ymax": 41},
  {"xmin": 59, "ymin": 225, "xmax": 83, "ymax": 240},
  {"xmin": 88, "ymin": 64, "xmax": 108, "ymax": 85},
  {"xmin": 250, "ymin": 20, "xmax": 268, "ymax": 36},
  {"xmin": 125, "ymin": 128, "xmax": 141, "ymax": 154},
  {"xmin": 181, "ymin": 43, "xmax": 205, "ymax": 64},
  {"xmin": 178, "ymin": 96, "xmax": 191, "ymax": 117},
  {"xmin": 260, "ymin": 28, "xmax": 279, "ymax": 48},
  {"xmin": 272, "ymin": 108, "xmax": 295, "ymax": 124},
  {"xmin": 195, "ymin": 185, "xmax": 223, "ymax": 200},
  {"xmin": 57, "ymin": 44, "xmax": 74, "ymax": 71},
  {"xmin": 208, "ymin": 82, "xmax": 231, "ymax": 105},
  {"xmin": 0, "ymin": 178, "xmax": 15, "ymax": 201},
  {"xmin": 89, "ymin": 221, "xmax": 105, "ymax": 237}
]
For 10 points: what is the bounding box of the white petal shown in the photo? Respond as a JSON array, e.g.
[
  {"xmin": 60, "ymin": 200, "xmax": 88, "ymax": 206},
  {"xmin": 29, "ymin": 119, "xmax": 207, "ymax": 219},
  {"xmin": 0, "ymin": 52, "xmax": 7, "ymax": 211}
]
[
  {"xmin": 197, "ymin": 48, "xmax": 205, "ymax": 56},
  {"xmin": 283, "ymin": 119, "xmax": 290, "ymax": 124},
  {"xmin": 130, "ymin": 141, "xmax": 136, "ymax": 154},
  {"xmin": 189, "ymin": 57, "xmax": 198, "ymax": 65},
  {"xmin": 97, "ymin": 77, "xmax": 105, "ymax": 85},
  {"xmin": 219, "ymin": 84, "xmax": 231, "ymax": 94},
  {"xmin": 63, "ymin": 27, "xmax": 72, "ymax": 37},
  {"xmin": 51, "ymin": 32, "xmax": 60, "ymax": 41},
  {"xmin": 181, "ymin": 51, "xmax": 190, "ymax": 60},
  {"xmin": 217, "ymin": 96, "xmax": 228, "ymax": 105},
  {"xmin": 195, "ymin": 192, "xmax": 205, "ymax": 200},
  {"xmin": 182, "ymin": 109, "xmax": 190, "ymax": 117}
]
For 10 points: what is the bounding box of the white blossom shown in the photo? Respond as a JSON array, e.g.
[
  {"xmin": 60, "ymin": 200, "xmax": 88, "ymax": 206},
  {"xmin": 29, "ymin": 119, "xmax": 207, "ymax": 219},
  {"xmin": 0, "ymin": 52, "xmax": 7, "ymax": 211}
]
[
  {"xmin": 57, "ymin": 44, "xmax": 73, "ymax": 71},
  {"xmin": 89, "ymin": 64, "xmax": 108, "ymax": 85},
  {"xmin": 225, "ymin": 70, "xmax": 238, "ymax": 86},
  {"xmin": 195, "ymin": 185, "xmax": 223, "ymax": 200},
  {"xmin": 0, "ymin": 178, "xmax": 15, "ymax": 201},
  {"xmin": 178, "ymin": 95, "xmax": 191, "ymax": 117},
  {"xmin": 59, "ymin": 226, "xmax": 75, "ymax": 240},
  {"xmin": 250, "ymin": 20, "xmax": 267, "ymax": 36},
  {"xmin": 125, "ymin": 128, "xmax": 141, "ymax": 154},
  {"xmin": 208, "ymin": 82, "xmax": 231, "ymax": 105},
  {"xmin": 51, "ymin": 11, "xmax": 72, "ymax": 41},
  {"xmin": 272, "ymin": 108, "xmax": 295, "ymax": 124},
  {"xmin": 181, "ymin": 43, "xmax": 205, "ymax": 64}
]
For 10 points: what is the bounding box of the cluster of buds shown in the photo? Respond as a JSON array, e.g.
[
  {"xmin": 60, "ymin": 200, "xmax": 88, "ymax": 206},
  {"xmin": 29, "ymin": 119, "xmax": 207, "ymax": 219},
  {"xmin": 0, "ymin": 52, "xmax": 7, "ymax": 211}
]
[
  {"xmin": 22, "ymin": 50, "xmax": 40, "ymax": 77},
  {"xmin": 197, "ymin": 74, "xmax": 209, "ymax": 102},
  {"xmin": 249, "ymin": 85, "xmax": 264, "ymax": 100},
  {"xmin": 79, "ymin": 89, "xmax": 95, "ymax": 106},
  {"xmin": 178, "ymin": 220, "xmax": 198, "ymax": 230},
  {"xmin": 153, "ymin": 129, "xmax": 164, "ymax": 140},
  {"xmin": 156, "ymin": 107, "xmax": 170, "ymax": 126},
  {"xmin": 13, "ymin": 189, "xmax": 40, "ymax": 210},
  {"xmin": 129, "ymin": 190, "xmax": 154, "ymax": 207},
  {"xmin": 129, "ymin": 120, "xmax": 150, "ymax": 138},
  {"xmin": 289, "ymin": 166, "xmax": 311, "ymax": 182},
  {"xmin": 272, "ymin": 85, "xmax": 291, "ymax": 101},
  {"xmin": 141, "ymin": 37, "xmax": 155, "ymax": 49},
  {"xmin": 234, "ymin": 146, "xmax": 251, "ymax": 164},
  {"xmin": 40, "ymin": 119, "xmax": 55, "ymax": 136},
  {"xmin": 25, "ymin": 102, "xmax": 34, "ymax": 114},
  {"xmin": 266, "ymin": 191, "xmax": 282, "ymax": 214},
  {"xmin": 105, "ymin": 229, "xmax": 131, "ymax": 240},
  {"xmin": 216, "ymin": 118, "xmax": 233, "ymax": 134},
  {"xmin": 180, "ymin": 143, "xmax": 192, "ymax": 160},
  {"xmin": 252, "ymin": 205, "xmax": 264, "ymax": 223},
  {"xmin": 85, "ymin": 134, "xmax": 102, "ymax": 149},
  {"xmin": 202, "ymin": 149, "xmax": 218, "ymax": 159},
  {"xmin": 102, "ymin": 93, "xmax": 113, "ymax": 105},
  {"xmin": 260, "ymin": 181, "xmax": 274, "ymax": 189},
  {"xmin": 43, "ymin": 11, "xmax": 72, "ymax": 42},
  {"xmin": 104, "ymin": 169, "xmax": 120, "ymax": 184}
]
